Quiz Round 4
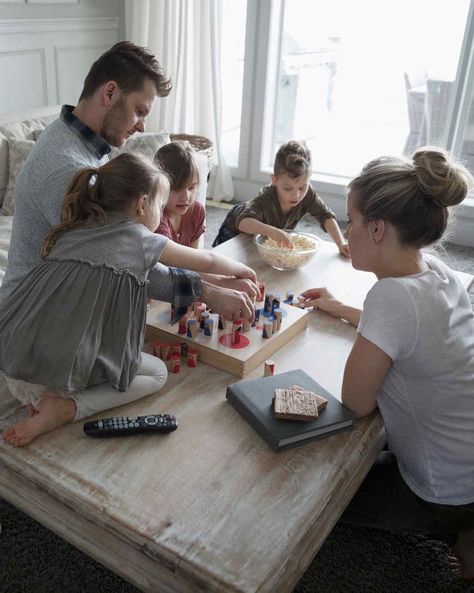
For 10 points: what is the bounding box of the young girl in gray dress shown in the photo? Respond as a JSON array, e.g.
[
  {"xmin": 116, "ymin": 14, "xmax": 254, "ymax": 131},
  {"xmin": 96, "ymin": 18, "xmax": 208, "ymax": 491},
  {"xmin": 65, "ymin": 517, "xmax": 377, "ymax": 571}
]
[{"xmin": 0, "ymin": 153, "xmax": 257, "ymax": 447}]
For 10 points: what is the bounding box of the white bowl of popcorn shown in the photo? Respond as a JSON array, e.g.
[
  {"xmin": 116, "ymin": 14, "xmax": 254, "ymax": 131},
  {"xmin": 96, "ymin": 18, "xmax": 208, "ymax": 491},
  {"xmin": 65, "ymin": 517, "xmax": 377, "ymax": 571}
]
[{"xmin": 254, "ymin": 231, "xmax": 321, "ymax": 271}]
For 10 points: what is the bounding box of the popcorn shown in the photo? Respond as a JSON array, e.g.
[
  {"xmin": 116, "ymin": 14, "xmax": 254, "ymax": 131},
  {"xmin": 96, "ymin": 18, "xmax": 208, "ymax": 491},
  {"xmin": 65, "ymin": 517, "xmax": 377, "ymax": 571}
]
[{"xmin": 257, "ymin": 233, "xmax": 319, "ymax": 270}]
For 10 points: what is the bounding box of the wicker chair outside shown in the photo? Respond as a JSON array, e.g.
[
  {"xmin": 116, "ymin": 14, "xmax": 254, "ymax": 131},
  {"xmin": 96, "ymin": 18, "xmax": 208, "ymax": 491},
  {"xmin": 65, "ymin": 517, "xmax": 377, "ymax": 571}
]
[{"xmin": 169, "ymin": 133, "xmax": 215, "ymax": 176}]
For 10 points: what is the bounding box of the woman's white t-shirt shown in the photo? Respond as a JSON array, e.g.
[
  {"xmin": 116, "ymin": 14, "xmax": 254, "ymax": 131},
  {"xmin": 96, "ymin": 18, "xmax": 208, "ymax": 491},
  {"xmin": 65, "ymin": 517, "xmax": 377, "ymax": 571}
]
[{"xmin": 358, "ymin": 255, "xmax": 474, "ymax": 505}]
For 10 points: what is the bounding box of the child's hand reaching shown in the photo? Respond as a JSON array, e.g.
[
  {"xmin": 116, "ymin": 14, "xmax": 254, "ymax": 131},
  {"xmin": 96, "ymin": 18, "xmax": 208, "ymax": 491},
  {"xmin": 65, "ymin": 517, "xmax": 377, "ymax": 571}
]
[
  {"xmin": 206, "ymin": 275, "xmax": 259, "ymax": 300},
  {"xmin": 338, "ymin": 242, "xmax": 350, "ymax": 258},
  {"xmin": 268, "ymin": 228, "xmax": 294, "ymax": 249},
  {"xmin": 234, "ymin": 264, "xmax": 258, "ymax": 286}
]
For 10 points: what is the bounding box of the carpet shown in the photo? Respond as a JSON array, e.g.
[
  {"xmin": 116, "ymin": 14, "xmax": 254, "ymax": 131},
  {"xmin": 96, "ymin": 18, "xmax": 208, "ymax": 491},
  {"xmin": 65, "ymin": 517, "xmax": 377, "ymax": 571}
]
[{"xmin": 1, "ymin": 204, "xmax": 474, "ymax": 593}]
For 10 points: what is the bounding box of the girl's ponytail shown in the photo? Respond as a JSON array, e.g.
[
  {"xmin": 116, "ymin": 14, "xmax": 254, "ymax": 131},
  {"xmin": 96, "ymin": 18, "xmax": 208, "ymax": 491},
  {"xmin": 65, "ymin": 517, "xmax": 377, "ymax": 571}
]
[
  {"xmin": 42, "ymin": 152, "xmax": 169, "ymax": 257},
  {"xmin": 42, "ymin": 167, "xmax": 105, "ymax": 256}
]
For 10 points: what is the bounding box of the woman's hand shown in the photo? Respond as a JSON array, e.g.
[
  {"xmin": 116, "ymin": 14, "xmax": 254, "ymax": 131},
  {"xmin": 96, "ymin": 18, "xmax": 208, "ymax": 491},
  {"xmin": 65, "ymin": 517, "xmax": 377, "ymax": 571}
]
[
  {"xmin": 300, "ymin": 287, "xmax": 361, "ymax": 327},
  {"xmin": 300, "ymin": 287, "xmax": 343, "ymax": 316}
]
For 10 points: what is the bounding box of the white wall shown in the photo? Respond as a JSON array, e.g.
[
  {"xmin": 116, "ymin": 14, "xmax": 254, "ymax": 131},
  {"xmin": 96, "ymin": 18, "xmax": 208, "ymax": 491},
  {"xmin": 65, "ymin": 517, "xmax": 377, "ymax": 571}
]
[
  {"xmin": 0, "ymin": 1, "xmax": 124, "ymax": 31},
  {"xmin": 0, "ymin": 0, "xmax": 125, "ymax": 114}
]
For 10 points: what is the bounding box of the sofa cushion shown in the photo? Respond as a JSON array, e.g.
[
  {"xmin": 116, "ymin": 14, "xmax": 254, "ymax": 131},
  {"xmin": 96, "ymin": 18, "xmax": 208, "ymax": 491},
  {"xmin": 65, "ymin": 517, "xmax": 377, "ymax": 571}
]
[
  {"xmin": 1, "ymin": 139, "xmax": 35, "ymax": 215},
  {"xmin": 0, "ymin": 111, "xmax": 59, "ymax": 207}
]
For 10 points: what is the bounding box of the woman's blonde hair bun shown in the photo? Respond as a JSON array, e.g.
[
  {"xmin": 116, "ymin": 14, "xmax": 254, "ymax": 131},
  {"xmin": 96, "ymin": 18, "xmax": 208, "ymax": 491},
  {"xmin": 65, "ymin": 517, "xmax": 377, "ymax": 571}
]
[{"xmin": 412, "ymin": 146, "xmax": 473, "ymax": 208}]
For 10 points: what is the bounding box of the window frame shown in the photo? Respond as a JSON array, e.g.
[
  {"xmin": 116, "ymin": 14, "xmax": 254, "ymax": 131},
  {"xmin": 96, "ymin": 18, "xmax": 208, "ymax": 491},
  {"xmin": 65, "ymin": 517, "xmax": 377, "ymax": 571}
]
[{"xmin": 230, "ymin": 0, "xmax": 474, "ymax": 244}]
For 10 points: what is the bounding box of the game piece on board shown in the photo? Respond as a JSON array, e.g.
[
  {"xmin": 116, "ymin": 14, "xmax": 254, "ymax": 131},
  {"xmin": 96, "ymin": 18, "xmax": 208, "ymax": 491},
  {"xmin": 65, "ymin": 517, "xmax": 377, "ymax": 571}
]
[
  {"xmin": 232, "ymin": 320, "xmax": 242, "ymax": 345},
  {"xmin": 263, "ymin": 319, "xmax": 273, "ymax": 339},
  {"xmin": 187, "ymin": 318, "xmax": 197, "ymax": 338},
  {"xmin": 200, "ymin": 310, "xmax": 209, "ymax": 330},
  {"xmin": 264, "ymin": 292, "xmax": 273, "ymax": 314},
  {"xmin": 273, "ymin": 308, "xmax": 283, "ymax": 331},
  {"xmin": 178, "ymin": 316, "xmax": 187, "ymax": 335},
  {"xmin": 204, "ymin": 318, "xmax": 215, "ymax": 336},
  {"xmin": 271, "ymin": 294, "xmax": 281, "ymax": 315}
]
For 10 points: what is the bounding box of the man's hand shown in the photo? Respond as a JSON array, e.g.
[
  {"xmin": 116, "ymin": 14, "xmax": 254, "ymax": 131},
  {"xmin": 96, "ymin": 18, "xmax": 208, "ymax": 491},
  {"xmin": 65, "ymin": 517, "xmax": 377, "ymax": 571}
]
[
  {"xmin": 213, "ymin": 276, "xmax": 259, "ymax": 300},
  {"xmin": 200, "ymin": 281, "xmax": 254, "ymax": 322},
  {"xmin": 199, "ymin": 272, "xmax": 259, "ymax": 300}
]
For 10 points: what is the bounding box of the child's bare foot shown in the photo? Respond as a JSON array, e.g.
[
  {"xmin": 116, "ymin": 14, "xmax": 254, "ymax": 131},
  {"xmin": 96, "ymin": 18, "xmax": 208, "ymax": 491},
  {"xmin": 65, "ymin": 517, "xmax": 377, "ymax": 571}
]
[
  {"xmin": 1, "ymin": 393, "xmax": 76, "ymax": 446},
  {"xmin": 26, "ymin": 403, "xmax": 40, "ymax": 417},
  {"xmin": 452, "ymin": 529, "xmax": 474, "ymax": 580}
]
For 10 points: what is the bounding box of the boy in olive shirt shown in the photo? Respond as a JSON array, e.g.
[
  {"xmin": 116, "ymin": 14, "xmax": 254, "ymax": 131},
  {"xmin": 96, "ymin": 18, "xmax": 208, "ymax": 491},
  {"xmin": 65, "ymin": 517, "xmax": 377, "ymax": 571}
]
[{"xmin": 213, "ymin": 140, "xmax": 349, "ymax": 257}]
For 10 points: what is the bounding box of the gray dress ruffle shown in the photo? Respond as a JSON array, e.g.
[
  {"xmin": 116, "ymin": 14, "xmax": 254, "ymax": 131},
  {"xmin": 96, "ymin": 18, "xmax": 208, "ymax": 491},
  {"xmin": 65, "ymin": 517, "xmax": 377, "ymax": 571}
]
[{"xmin": 0, "ymin": 213, "xmax": 168, "ymax": 392}]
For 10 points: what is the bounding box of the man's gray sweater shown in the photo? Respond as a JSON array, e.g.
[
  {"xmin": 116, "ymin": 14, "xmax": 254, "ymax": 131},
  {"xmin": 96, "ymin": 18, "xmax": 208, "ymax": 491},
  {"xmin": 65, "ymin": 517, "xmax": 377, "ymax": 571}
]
[{"xmin": 0, "ymin": 115, "xmax": 200, "ymax": 307}]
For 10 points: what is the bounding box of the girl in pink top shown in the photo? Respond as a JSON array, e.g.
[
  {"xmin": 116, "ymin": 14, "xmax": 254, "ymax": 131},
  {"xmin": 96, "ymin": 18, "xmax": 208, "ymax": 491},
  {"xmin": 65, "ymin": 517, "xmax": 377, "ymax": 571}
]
[
  {"xmin": 155, "ymin": 141, "xmax": 258, "ymax": 298},
  {"xmin": 155, "ymin": 141, "xmax": 205, "ymax": 248}
]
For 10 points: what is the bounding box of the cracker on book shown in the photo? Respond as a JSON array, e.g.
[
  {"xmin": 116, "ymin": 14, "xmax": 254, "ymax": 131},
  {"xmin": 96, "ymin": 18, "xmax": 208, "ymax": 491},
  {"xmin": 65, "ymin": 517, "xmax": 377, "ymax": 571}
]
[
  {"xmin": 290, "ymin": 384, "xmax": 328, "ymax": 411},
  {"xmin": 274, "ymin": 387, "xmax": 320, "ymax": 421}
]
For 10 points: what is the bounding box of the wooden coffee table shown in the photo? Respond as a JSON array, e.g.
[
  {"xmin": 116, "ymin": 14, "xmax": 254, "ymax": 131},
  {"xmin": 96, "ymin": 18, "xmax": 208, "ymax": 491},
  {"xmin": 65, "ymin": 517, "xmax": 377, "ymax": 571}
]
[{"xmin": 0, "ymin": 236, "xmax": 470, "ymax": 593}]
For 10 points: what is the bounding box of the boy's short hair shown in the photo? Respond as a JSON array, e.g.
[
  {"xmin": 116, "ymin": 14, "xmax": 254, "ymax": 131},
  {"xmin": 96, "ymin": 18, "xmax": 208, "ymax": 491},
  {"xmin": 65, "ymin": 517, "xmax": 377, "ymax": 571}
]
[
  {"xmin": 79, "ymin": 41, "xmax": 172, "ymax": 101},
  {"xmin": 274, "ymin": 140, "xmax": 312, "ymax": 178}
]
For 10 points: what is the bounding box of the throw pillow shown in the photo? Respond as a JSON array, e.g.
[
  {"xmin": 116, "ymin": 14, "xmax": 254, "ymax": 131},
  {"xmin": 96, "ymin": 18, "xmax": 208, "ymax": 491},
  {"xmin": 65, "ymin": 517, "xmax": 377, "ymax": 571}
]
[
  {"xmin": 110, "ymin": 131, "xmax": 171, "ymax": 161},
  {"xmin": 1, "ymin": 139, "xmax": 35, "ymax": 215}
]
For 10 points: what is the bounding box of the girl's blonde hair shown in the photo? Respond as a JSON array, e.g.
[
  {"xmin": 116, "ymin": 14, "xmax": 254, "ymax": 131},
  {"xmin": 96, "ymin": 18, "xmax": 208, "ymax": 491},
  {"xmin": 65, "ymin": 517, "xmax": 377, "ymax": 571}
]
[
  {"xmin": 42, "ymin": 152, "xmax": 169, "ymax": 256},
  {"xmin": 154, "ymin": 141, "xmax": 200, "ymax": 190},
  {"xmin": 348, "ymin": 146, "xmax": 473, "ymax": 248}
]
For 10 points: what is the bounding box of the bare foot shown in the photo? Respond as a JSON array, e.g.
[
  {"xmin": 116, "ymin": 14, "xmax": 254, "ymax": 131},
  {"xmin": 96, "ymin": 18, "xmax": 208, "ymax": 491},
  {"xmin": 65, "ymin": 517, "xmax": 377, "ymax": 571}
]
[
  {"xmin": 26, "ymin": 403, "xmax": 40, "ymax": 417},
  {"xmin": 452, "ymin": 529, "xmax": 474, "ymax": 580},
  {"xmin": 1, "ymin": 393, "xmax": 76, "ymax": 446}
]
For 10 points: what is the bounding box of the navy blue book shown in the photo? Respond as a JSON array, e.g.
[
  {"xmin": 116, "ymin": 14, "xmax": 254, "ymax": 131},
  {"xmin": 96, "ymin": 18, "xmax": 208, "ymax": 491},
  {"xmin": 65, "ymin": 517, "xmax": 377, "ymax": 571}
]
[{"xmin": 226, "ymin": 369, "xmax": 354, "ymax": 452}]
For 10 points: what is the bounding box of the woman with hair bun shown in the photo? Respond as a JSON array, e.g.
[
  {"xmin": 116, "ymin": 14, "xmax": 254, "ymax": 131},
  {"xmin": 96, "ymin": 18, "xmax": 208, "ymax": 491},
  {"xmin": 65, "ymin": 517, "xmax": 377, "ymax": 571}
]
[{"xmin": 301, "ymin": 147, "xmax": 474, "ymax": 579}]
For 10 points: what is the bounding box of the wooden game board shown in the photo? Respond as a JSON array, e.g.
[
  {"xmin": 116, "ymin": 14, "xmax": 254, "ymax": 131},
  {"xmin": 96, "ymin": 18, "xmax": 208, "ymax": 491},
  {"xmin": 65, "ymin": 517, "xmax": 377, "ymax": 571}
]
[{"xmin": 145, "ymin": 301, "xmax": 309, "ymax": 377}]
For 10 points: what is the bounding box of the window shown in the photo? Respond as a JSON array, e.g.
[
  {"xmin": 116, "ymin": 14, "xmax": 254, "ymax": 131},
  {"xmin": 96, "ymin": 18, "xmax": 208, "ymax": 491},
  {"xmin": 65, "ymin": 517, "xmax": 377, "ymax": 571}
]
[
  {"xmin": 222, "ymin": 0, "xmax": 474, "ymax": 228},
  {"xmin": 269, "ymin": 0, "xmax": 472, "ymax": 178},
  {"xmin": 220, "ymin": 0, "xmax": 247, "ymax": 168}
]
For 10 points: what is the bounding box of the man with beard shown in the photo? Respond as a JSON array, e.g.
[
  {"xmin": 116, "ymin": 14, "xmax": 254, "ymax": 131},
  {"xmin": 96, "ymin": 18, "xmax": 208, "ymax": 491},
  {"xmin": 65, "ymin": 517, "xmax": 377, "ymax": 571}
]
[{"xmin": 0, "ymin": 41, "xmax": 255, "ymax": 323}]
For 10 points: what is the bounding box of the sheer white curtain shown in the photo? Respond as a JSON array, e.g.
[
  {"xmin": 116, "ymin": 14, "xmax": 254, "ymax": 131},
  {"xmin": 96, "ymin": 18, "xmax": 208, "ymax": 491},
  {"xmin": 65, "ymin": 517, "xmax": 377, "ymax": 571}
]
[{"xmin": 125, "ymin": 0, "xmax": 234, "ymax": 201}]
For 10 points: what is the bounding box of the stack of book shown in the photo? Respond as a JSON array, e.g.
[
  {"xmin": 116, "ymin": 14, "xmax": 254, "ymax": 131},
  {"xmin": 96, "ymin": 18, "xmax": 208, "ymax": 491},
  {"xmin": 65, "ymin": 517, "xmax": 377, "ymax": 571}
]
[{"xmin": 226, "ymin": 369, "xmax": 354, "ymax": 452}]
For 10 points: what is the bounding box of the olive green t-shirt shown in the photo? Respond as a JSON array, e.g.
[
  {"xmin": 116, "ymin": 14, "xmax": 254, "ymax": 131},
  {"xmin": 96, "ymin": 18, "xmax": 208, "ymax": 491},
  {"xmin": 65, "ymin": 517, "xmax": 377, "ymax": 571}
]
[{"xmin": 212, "ymin": 183, "xmax": 335, "ymax": 246}]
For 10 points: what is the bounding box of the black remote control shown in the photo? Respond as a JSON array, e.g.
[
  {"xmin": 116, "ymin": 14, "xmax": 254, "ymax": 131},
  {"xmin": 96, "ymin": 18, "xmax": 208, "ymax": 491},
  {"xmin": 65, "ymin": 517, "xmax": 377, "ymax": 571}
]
[{"xmin": 83, "ymin": 414, "xmax": 178, "ymax": 437}]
